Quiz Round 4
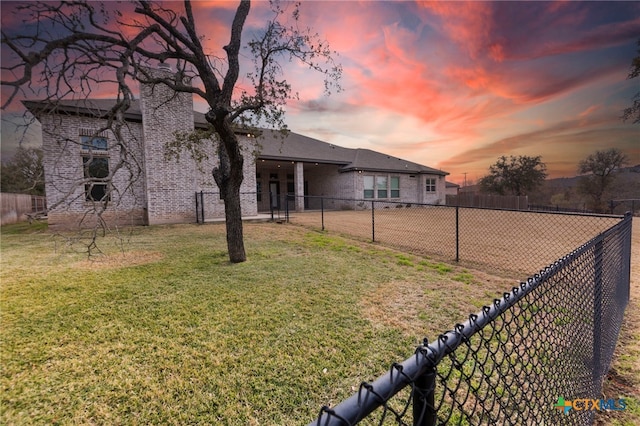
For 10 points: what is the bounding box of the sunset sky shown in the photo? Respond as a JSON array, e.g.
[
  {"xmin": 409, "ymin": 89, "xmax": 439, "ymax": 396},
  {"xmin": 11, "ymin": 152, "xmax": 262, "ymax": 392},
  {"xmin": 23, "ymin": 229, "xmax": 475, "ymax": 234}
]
[{"xmin": 1, "ymin": 1, "xmax": 639, "ymax": 185}]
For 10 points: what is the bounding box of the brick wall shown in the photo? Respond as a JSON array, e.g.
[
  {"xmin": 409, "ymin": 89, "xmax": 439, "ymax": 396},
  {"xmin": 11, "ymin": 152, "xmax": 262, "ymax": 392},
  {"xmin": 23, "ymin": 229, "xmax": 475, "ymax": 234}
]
[
  {"xmin": 139, "ymin": 68, "xmax": 198, "ymax": 225},
  {"xmin": 40, "ymin": 114, "xmax": 147, "ymax": 230},
  {"xmin": 140, "ymin": 69, "xmax": 258, "ymax": 223},
  {"xmin": 196, "ymin": 135, "xmax": 258, "ymax": 219}
]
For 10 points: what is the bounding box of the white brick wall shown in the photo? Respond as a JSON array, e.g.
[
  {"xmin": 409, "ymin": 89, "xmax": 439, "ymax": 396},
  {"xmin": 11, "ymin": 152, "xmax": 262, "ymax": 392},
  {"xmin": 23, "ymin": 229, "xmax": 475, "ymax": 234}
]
[
  {"xmin": 139, "ymin": 69, "xmax": 198, "ymax": 225},
  {"xmin": 139, "ymin": 69, "xmax": 258, "ymax": 224},
  {"xmin": 40, "ymin": 114, "xmax": 146, "ymax": 229}
]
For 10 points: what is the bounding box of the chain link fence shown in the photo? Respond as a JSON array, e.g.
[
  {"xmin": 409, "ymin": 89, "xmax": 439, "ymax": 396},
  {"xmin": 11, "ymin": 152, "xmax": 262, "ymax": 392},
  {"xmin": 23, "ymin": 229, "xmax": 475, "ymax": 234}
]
[
  {"xmin": 191, "ymin": 192, "xmax": 632, "ymax": 423},
  {"xmin": 609, "ymin": 199, "xmax": 639, "ymax": 216},
  {"xmin": 282, "ymin": 196, "xmax": 621, "ymax": 277},
  {"xmin": 308, "ymin": 212, "xmax": 632, "ymax": 425}
]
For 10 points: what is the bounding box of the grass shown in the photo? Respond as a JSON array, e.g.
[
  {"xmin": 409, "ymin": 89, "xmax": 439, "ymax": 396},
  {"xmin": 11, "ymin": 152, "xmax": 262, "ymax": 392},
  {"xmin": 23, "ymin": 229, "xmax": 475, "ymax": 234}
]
[{"xmin": 0, "ymin": 221, "xmax": 514, "ymax": 425}]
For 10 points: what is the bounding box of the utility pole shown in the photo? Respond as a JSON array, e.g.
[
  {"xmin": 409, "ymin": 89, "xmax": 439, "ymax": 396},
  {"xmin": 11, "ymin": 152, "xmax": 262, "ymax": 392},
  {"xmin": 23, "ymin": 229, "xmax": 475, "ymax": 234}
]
[{"xmin": 463, "ymin": 172, "xmax": 468, "ymax": 188}]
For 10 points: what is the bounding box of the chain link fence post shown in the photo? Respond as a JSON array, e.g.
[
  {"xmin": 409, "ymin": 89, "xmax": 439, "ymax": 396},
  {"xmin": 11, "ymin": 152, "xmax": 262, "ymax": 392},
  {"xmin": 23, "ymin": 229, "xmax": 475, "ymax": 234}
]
[
  {"xmin": 623, "ymin": 212, "xmax": 633, "ymax": 300},
  {"xmin": 200, "ymin": 191, "xmax": 204, "ymax": 223},
  {"xmin": 372, "ymin": 200, "xmax": 375, "ymax": 242},
  {"xmin": 455, "ymin": 205, "xmax": 460, "ymax": 262},
  {"xmin": 412, "ymin": 367, "xmax": 436, "ymax": 426},
  {"xmin": 195, "ymin": 191, "xmax": 200, "ymax": 223}
]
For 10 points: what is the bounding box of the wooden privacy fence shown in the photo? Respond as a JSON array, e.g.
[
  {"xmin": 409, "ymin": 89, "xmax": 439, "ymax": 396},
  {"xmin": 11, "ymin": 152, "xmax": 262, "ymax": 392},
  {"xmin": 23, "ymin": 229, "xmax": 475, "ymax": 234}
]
[
  {"xmin": 446, "ymin": 193, "xmax": 528, "ymax": 210},
  {"xmin": 1, "ymin": 193, "xmax": 46, "ymax": 225}
]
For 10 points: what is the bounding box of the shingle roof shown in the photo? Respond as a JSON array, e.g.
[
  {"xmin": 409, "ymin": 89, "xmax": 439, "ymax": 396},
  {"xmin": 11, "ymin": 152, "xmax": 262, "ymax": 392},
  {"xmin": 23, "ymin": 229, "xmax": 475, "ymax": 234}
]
[{"xmin": 23, "ymin": 98, "xmax": 448, "ymax": 176}]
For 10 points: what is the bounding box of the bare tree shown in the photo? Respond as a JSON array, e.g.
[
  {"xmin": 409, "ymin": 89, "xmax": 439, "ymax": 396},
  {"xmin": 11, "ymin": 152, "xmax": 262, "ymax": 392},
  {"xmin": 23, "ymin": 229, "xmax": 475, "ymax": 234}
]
[
  {"xmin": 1, "ymin": 0, "xmax": 341, "ymax": 262},
  {"xmin": 577, "ymin": 148, "xmax": 629, "ymax": 213}
]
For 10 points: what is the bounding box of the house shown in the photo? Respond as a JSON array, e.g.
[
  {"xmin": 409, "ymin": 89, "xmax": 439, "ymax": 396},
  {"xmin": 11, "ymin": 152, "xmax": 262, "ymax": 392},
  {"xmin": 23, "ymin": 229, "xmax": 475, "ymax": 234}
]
[
  {"xmin": 24, "ymin": 67, "xmax": 449, "ymax": 230},
  {"xmin": 445, "ymin": 181, "xmax": 460, "ymax": 196}
]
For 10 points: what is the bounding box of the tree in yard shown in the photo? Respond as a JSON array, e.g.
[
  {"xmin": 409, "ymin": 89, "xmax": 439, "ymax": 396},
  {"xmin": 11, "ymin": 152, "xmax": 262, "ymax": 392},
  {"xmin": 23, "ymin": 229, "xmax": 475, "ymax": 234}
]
[
  {"xmin": 1, "ymin": 0, "xmax": 341, "ymax": 262},
  {"xmin": 577, "ymin": 148, "xmax": 629, "ymax": 213},
  {"xmin": 0, "ymin": 147, "xmax": 45, "ymax": 195},
  {"xmin": 622, "ymin": 38, "xmax": 640, "ymax": 124},
  {"xmin": 478, "ymin": 155, "xmax": 547, "ymax": 196}
]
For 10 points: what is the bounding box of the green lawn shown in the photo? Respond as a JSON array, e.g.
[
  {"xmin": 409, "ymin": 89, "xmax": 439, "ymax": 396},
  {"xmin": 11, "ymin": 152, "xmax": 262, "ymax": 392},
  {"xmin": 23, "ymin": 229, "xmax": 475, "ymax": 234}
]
[{"xmin": 0, "ymin": 222, "xmax": 517, "ymax": 424}]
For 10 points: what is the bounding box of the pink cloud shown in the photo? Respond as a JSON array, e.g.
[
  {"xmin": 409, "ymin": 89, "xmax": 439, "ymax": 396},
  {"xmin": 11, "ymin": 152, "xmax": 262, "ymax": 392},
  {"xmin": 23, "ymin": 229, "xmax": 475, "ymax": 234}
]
[
  {"xmin": 2, "ymin": 0, "xmax": 638, "ymax": 185},
  {"xmin": 417, "ymin": 1, "xmax": 495, "ymax": 60}
]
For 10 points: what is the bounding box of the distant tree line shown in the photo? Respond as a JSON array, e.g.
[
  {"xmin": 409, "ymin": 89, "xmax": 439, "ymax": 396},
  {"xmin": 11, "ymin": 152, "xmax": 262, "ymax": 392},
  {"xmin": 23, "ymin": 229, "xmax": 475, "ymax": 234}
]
[{"xmin": 478, "ymin": 148, "xmax": 633, "ymax": 213}]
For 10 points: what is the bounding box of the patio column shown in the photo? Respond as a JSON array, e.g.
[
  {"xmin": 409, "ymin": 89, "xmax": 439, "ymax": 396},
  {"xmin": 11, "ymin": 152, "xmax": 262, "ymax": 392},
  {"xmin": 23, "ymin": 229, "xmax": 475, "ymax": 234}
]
[{"xmin": 295, "ymin": 161, "xmax": 305, "ymax": 212}]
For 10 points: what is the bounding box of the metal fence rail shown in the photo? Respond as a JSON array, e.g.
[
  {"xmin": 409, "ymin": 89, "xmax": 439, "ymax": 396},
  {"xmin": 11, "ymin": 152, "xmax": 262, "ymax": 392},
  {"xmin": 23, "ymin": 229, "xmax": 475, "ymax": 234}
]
[{"xmin": 309, "ymin": 212, "xmax": 632, "ymax": 426}]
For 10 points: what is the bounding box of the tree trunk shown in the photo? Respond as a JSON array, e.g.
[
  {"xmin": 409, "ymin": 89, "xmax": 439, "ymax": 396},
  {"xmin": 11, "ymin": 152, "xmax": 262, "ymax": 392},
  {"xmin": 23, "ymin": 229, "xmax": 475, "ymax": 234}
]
[
  {"xmin": 210, "ymin": 113, "xmax": 247, "ymax": 263},
  {"xmin": 223, "ymin": 178, "xmax": 246, "ymax": 263}
]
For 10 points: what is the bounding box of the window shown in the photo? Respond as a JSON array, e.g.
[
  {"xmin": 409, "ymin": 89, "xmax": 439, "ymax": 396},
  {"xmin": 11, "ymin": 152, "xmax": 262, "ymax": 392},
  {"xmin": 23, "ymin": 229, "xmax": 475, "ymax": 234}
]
[
  {"xmin": 390, "ymin": 176, "xmax": 400, "ymax": 198},
  {"xmin": 376, "ymin": 176, "xmax": 387, "ymax": 198},
  {"xmin": 363, "ymin": 176, "xmax": 374, "ymax": 199},
  {"xmin": 426, "ymin": 178, "xmax": 436, "ymax": 193},
  {"xmin": 81, "ymin": 135, "xmax": 108, "ymax": 151},
  {"xmin": 365, "ymin": 174, "xmax": 399, "ymax": 199},
  {"xmin": 83, "ymin": 156, "xmax": 109, "ymax": 201},
  {"xmin": 80, "ymin": 135, "xmax": 109, "ymax": 202}
]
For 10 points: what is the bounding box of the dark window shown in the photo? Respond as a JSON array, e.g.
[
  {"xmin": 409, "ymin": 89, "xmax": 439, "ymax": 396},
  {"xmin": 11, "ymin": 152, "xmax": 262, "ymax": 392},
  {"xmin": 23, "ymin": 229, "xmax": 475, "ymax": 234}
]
[
  {"xmin": 364, "ymin": 176, "xmax": 374, "ymax": 199},
  {"xmin": 376, "ymin": 176, "xmax": 387, "ymax": 198},
  {"xmin": 390, "ymin": 176, "xmax": 400, "ymax": 198},
  {"xmin": 83, "ymin": 156, "xmax": 109, "ymax": 201},
  {"xmin": 426, "ymin": 178, "xmax": 436, "ymax": 193}
]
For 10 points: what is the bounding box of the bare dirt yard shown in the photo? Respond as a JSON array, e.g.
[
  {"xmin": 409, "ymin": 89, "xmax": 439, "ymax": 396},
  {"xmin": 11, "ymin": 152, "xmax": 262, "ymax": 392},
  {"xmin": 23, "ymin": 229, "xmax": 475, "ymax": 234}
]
[{"xmin": 289, "ymin": 207, "xmax": 622, "ymax": 276}]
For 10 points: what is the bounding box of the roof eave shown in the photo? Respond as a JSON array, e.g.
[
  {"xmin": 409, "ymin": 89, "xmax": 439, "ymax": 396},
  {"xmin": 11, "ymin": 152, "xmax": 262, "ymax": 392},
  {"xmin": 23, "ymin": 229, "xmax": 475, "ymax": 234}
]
[
  {"xmin": 341, "ymin": 166, "xmax": 449, "ymax": 175},
  {"xmin": 257, "ymin": 155, "xmax": 350, "ymax": 165},
  {"xmin": 22, "ymin": 100, "xmax": 144, "ymax": 123}
]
